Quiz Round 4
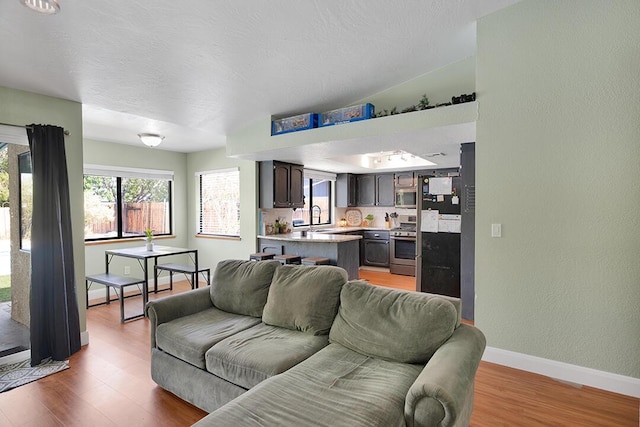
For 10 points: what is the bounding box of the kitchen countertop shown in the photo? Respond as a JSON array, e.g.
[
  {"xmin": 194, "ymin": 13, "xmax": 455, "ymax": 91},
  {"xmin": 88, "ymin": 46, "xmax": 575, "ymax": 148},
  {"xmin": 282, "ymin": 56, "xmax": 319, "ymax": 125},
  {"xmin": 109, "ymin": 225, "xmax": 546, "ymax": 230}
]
[
  {"xmin": 257, "ymin": 232, "xmax": 362, "ymax": 243},
  {"xmin": 258, "ymin": 226, "xmax": 397, "ymax": 243}
]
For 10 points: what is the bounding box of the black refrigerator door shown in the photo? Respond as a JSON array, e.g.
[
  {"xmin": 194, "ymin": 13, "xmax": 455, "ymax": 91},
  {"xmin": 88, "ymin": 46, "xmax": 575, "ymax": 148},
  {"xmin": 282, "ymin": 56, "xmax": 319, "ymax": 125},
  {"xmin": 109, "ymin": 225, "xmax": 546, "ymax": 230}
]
[{"xmin": 420, "ymin": 232, "xmax": 461, "ymax": 297}]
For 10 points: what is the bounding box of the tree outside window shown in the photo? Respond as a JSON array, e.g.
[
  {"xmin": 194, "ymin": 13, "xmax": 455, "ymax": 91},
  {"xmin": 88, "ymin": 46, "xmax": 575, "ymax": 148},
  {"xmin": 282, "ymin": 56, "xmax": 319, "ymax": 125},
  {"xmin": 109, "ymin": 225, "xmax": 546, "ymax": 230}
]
[{"xmin": 84, "ymin": 173, "xmax": 172, "ymax": 241}]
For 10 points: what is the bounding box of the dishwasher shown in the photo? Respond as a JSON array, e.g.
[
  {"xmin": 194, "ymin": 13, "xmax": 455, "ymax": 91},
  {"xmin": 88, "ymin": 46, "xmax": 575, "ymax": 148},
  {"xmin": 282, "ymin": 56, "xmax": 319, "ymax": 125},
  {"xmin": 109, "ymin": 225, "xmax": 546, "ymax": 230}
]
[{"xmin": 362, "ymin": 230, "xmax": 390, "ymax": 267}]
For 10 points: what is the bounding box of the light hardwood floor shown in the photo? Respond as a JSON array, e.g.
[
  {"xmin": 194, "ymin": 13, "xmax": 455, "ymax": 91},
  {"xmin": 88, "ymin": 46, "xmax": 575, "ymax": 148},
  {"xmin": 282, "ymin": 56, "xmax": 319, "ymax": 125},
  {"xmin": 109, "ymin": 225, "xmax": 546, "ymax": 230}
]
[{"xmin": 0, "ymin": 272, "xmax": 637, "ymax": 426}]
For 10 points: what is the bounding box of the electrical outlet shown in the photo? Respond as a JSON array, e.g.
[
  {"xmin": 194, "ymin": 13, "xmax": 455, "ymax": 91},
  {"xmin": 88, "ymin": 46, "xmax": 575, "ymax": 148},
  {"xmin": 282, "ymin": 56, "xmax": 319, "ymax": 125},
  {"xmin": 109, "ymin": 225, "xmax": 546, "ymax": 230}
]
[{"xmin": 124, "ymin": 266, "xmax": 131, "ymax": 275}]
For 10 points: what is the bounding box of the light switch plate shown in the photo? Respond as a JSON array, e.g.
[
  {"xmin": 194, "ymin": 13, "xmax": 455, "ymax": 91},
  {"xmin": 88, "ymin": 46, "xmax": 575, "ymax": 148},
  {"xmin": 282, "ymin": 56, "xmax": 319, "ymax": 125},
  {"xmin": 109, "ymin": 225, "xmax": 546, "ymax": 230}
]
[{"xmin": 491, "ymin": 223, "xmax": 502, "ymax": 238}]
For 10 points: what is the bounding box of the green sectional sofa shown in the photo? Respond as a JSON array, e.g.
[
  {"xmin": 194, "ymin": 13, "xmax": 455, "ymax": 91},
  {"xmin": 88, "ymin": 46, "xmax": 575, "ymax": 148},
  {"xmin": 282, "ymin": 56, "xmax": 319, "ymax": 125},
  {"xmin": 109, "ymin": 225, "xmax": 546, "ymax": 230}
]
[{"xmin": 145, "ymin": 259, "xmax": 486, "ymax": 426}]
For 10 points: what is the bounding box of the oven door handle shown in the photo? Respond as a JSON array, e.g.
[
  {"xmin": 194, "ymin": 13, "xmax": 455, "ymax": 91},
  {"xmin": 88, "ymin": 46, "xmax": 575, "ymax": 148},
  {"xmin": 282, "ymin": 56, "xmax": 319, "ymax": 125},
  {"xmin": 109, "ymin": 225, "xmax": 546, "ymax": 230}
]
[{"xmin": 390, "ymin": 236, "xmax": 417, "ymax": 241}]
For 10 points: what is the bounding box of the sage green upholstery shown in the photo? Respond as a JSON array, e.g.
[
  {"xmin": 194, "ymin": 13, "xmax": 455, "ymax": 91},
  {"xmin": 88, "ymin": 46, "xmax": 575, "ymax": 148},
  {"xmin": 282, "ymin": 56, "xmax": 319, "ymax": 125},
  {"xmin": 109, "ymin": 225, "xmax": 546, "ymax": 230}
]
[
  {"xmin": 329, "ymin": 280, "xmax": 458, "ymax": 364},
  {"xmin": 262, "ymin": 265, "xmax": 347, "ymax": 335},
  {"xmin": 147, "ymin": 260, "xmax": 486, "ymax": 427},
  {"xmin": 156, "ymin": 307, "xmax": 261, "ymax": 369},
  {"xmin": 210, "ymin": 259, "xmax": 280, "ymax": 317},
  {"xmin": 196, "ymin": 343, "xmax": 424, "ymax": 427},
  {"xmin": 205, "ymin": 323, "xmax": 328, "ymax": 389}
]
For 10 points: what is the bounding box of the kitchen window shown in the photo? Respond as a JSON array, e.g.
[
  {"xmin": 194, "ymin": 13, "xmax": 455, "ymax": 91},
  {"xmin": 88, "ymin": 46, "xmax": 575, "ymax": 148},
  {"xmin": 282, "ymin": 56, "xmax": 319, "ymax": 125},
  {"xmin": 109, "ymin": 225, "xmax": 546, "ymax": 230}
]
[
  {"xmin": 292, "ymin": 170, "xmax": 334, "ymax": 227},
  {"xmin": 83, "ymin": 165, "xmax": 173, "ymax": 241},
  {"xmin": 196, "ymin": 168, "xmax": 240, "ymax": 237}
]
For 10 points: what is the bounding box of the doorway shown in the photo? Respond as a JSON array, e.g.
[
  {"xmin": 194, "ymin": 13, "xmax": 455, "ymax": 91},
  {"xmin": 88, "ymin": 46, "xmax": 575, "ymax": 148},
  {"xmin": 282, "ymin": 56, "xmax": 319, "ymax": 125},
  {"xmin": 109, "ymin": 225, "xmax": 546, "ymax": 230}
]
[{"xmin": 0, "ymin": 141, "xmax": 30, "ymax": 359}]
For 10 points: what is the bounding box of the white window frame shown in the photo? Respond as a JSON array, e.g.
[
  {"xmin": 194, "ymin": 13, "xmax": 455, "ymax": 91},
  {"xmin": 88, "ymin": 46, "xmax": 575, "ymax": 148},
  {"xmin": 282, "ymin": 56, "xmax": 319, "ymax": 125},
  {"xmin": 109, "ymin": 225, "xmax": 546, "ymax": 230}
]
[{"xmin": 195, "ymin": 167, "xmax": 240, "ymax": 238}]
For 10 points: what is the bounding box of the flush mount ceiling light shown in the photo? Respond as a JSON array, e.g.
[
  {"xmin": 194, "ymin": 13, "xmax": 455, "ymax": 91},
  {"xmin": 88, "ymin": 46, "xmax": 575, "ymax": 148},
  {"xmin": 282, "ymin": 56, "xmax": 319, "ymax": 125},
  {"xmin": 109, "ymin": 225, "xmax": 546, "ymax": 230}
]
[
  {"xmin": 21, "ymin": 0, "xmax": 60, "ymax": 14},
  {"xmin": 138, "ymin": 133, "xmax": 164, "ymax": 147}
]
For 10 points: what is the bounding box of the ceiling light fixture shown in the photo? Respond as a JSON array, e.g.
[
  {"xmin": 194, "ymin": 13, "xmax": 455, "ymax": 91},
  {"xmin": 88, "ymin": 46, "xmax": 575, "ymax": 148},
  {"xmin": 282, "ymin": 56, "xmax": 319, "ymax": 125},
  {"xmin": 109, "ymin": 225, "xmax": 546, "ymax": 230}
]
[
  {"xmin": 21, "ymin": 0, "xmax": 60, "ymax": 14},
  {"xmin": 138, "ymin": 133, "xmax": 164, "ymax": 147}
]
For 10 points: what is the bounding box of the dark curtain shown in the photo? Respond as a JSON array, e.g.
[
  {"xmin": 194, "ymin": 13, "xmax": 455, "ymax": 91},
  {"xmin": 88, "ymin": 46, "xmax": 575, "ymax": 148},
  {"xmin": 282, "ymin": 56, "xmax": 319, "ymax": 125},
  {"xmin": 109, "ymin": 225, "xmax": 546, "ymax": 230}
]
[{"xmin": 27, "ymin": 124, "xmax": 81, "ymax": 366}]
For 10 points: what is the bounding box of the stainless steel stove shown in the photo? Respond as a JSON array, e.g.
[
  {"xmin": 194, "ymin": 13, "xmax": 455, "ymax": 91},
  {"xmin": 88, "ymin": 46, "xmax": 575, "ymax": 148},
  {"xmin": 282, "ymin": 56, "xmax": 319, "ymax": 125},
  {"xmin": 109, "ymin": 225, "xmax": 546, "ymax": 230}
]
[{"xmin": 390, "ymin": 215, "xmax": 417, "ymax": 276}]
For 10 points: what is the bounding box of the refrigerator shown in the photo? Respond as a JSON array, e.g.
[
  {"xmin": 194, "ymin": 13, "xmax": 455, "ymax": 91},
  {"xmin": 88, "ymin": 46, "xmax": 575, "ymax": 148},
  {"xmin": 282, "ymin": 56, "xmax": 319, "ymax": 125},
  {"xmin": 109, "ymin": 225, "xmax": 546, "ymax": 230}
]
[{"xmin": 416, "ymin": 174, "xmax": 462, "ymax": 298}]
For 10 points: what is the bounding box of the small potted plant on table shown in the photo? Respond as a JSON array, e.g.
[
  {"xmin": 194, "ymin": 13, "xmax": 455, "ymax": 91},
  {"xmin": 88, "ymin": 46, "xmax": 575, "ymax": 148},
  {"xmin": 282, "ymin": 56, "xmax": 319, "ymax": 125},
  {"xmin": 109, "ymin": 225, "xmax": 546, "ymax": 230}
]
[{"xmin": 145, "ymin": 228, "xmax": 154, "ymax": 251}]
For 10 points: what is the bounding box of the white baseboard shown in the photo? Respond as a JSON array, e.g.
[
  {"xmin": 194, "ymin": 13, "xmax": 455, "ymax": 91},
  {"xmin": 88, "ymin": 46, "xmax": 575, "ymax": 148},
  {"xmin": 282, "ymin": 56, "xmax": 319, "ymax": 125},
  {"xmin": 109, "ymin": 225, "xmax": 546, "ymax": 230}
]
[
  {"xmin": 483, "ymin": 346, "xmax": 640, "ymax": 398},
  {"xmin": 80, "ymin": 330, "xmax": 90, "ymax": 346}
]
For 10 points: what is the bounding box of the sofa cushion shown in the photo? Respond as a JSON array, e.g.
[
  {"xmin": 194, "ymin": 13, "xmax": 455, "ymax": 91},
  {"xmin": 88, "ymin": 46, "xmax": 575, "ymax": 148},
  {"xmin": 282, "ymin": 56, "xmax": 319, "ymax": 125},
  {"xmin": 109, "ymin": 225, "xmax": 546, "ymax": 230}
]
[
  {"xmin": 205, "ymin": 323, "xmax": 328, "ymax": 389},
  {"xmin": 210, "ymin": 259, "xmax": 280, "ymax": 317},
  {"xmin": 194, "ymin": 343, "xmax": 422, "ymax": 427},
  {"xmin": 156, "ymin": 307, "xmax": 261, "ymax": 369},
  {"xmin": 329, "ymin": 280, "xmax": 458, "ymax": 364},
  {"xmin": 262, "ymin": 265, "xmax": 347, "ymax": 335}
]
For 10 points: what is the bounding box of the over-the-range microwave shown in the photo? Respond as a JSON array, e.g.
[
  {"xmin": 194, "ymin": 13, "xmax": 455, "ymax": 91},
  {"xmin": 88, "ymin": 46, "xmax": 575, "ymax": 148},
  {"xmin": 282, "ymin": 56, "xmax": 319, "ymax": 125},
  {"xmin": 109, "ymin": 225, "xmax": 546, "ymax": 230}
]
[{"xmin": 395, "ymin": 187, "xmax": 417, "ymax": 208}]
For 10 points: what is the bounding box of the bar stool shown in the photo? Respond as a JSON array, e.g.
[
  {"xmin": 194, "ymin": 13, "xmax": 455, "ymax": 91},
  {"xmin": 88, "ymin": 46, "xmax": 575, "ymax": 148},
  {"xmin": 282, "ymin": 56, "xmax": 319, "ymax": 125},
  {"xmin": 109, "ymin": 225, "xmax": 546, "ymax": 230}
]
[
  {"xmin": 274, "ymin": 254, "xmax": 302, "ymax": 265},
  {"xmin": 249, "ymin": 252, "xmax": 276, "ymax": 261},
  {"xmin": 301, "ymin": 257, "xmax": 330, "ymax": 266}
]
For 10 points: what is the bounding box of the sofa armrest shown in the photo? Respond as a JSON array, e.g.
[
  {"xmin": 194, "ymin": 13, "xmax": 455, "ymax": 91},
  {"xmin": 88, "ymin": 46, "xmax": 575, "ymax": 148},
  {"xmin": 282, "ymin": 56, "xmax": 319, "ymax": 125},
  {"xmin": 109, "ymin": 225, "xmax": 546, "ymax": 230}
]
[
  {"xmin": 145, "ymin": 287, "xmax": 214, "ymax": 348},
  {"xmin": 404, "ymin": 324, "xmax": 486, "ymax": 427}
]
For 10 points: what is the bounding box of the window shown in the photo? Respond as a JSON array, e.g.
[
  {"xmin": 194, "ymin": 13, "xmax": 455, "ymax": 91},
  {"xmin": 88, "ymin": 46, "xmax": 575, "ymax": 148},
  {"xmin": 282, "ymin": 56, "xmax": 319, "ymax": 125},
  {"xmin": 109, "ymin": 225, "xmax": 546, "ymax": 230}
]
[
  {"xmin": 197, "ymin": 168, "xmax": 240, "ymax": 237},
  {"xmin": 83, "ymin": 166, "xmax": 173, "ymax": 241},
  {"xmin": 292, "ymin": 171, "xmax": 333, "ymax": 227},
  {"xmin": 18, "ymin": 152, "xmax": 32, "ymax": 250}
]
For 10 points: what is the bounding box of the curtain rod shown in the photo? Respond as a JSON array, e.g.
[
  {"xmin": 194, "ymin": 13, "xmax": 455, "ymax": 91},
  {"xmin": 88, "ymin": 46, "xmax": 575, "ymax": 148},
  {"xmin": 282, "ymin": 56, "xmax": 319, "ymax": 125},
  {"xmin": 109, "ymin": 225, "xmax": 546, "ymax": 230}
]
[{"xmin": 0, "ymin": 121, "xmax": 70, "ymax": 136}]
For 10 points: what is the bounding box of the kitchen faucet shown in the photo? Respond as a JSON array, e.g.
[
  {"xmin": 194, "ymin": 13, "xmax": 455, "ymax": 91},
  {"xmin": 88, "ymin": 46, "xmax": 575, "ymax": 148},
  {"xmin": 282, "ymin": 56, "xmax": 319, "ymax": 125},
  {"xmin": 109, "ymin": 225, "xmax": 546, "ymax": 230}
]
[{"xmin": 310, "ymin": 205, "xmax": 322, "ymax": 230}]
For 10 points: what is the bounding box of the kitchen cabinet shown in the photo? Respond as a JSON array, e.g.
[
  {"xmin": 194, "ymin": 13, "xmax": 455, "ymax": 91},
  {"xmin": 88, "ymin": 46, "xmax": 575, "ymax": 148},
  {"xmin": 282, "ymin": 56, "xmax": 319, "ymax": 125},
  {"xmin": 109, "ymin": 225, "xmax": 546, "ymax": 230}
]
[
  {"xmin": 336, "ymin": 173, "xmax": 358, "ymax": 207},
  {"xmin": 362, "ymin": 230, "xmax": 389, "ymax": 267},
  {"xmin": 356, "ymin": 173, "xmax": 394, "ymax": 207},
  {"xmin": 394, "ymin": 172, "xmax": 416, "ymax": 187},
  {"xmin": 376, "ymin": 174, "xmax": 394, "ymax": 206},
  {"xmin": 259, "ymin": 161, "xmax": 304, "ymax": 208}
]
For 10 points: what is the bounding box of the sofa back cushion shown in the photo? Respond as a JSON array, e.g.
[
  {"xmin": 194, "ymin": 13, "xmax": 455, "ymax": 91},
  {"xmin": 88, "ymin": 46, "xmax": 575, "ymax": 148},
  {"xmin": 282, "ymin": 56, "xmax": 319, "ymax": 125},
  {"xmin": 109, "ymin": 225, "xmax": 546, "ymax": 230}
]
[
  {"xmin": 262, "ymin": 265, "xmax": 347, "ymax": 335},
  {"xmin": 210, "ymin": 259, "xmax": 281, "ymax": 317},
  {"xmin": 329, "ymin": 280, "xmax": 458, "ymax": 364}
]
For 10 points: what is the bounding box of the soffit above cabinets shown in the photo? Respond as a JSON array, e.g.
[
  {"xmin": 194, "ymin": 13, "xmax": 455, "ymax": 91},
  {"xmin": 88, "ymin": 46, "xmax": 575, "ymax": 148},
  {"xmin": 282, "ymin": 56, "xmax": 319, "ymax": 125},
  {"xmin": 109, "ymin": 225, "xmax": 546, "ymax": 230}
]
[{"xmin": 228, "ymin": 102, "xmax": 477, "ymax": 173}]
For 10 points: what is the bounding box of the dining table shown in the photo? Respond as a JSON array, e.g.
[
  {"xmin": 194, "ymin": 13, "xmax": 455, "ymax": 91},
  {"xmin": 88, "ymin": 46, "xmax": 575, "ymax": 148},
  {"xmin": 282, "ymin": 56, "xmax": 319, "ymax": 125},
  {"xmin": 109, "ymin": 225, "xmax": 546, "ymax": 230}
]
[{"xmin": 104, "ymin": 245, "xmax": 199, "ymax": 307}]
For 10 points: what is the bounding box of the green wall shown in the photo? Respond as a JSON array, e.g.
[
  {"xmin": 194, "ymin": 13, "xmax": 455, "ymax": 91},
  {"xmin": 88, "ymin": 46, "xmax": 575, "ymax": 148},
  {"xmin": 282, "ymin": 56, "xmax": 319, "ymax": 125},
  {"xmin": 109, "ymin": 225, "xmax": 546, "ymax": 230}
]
[
  {"xmin": 83, "ymin": 139, "xmax": 189, "ymax": 278},
  {"xmin": 187, "ymin": 147, "xmax": 259, "ymax": 268},
  {"xmin": 476, "ymin": 0, "xmax": 640, "ymax": 378},
  {"xmin": 0, "ymin": 86, "xmax": 86, "ymax": 333}
]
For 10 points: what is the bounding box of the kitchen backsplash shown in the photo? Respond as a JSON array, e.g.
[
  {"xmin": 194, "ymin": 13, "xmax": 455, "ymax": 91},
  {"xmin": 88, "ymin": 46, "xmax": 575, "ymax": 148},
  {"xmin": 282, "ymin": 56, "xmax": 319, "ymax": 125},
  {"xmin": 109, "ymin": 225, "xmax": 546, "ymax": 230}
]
[
  {"xmin": 336, "ymin": 207, "xmax": 416, "ymax": 228},
  {"xmin": 259, "ymin": 206, "xmax": 416, "ymax": 234}
]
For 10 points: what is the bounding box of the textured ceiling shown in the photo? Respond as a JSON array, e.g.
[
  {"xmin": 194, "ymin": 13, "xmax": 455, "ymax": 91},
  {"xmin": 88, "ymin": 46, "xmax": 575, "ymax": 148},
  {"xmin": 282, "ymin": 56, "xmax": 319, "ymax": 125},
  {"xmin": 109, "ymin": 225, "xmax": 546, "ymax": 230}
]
[{"xmin": 0, "ymin": 0, "xmax": 519, "ymax": 161}]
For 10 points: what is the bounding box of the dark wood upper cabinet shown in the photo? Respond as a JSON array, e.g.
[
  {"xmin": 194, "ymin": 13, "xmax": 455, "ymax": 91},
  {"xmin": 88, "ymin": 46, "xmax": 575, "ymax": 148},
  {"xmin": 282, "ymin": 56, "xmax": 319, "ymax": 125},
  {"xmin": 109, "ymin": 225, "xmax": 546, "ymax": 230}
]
[
  {"xmin": 375, "ymin": 174, "xmax": 394, "ymax": 206},
  {"xmin": 259, "ymin": 161, "xmax": 305, "ymax": 209},
  {"xmin": 336, "ymin": 173, "xmax": 358, "ymax": 207},
  {"xmin": 288, "ymin": 164, "xmax": 305, "ymax": 207},
  {"xmin": 356, "ymin": 174, "xmax": 376, "ymax": 206},
  {"xmin": 357, "ymin": 173, "xmax": 393, "ymax": 207}
]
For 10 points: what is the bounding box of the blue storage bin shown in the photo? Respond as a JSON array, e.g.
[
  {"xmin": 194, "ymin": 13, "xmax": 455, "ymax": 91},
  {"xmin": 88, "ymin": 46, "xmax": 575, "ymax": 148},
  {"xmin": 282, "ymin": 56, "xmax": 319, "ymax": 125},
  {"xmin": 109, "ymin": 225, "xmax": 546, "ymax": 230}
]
[
  {"xmin": 319, "ymin": 103, "xmax": 375, "ymax": 127},
  {"xmin": 271, "ymin": 113, "xmax": 318, "ymax": 135}
]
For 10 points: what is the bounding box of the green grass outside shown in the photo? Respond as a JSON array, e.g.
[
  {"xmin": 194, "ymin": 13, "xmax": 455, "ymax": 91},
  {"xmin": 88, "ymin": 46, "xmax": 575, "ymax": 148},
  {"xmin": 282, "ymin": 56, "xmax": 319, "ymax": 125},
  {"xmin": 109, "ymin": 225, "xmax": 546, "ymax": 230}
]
[{"xmin": 0, "ymin": 275, "xmax": 10, "ymax": 303}]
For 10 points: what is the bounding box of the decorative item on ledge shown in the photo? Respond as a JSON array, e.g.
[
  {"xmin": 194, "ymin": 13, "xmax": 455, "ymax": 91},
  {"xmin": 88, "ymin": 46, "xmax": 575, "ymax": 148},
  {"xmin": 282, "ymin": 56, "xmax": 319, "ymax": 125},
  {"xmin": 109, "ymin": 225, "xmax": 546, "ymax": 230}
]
[
  {"xmin": 271, "ymin": 113, "xmax": 318, "ymax": 135},
  {"xmin": 145, "ymin": 228, "xmax": 154, "ymax": 251},
  {"xmin": 319, "ymin": 103, "xmax": 375, "ymax": 127}
]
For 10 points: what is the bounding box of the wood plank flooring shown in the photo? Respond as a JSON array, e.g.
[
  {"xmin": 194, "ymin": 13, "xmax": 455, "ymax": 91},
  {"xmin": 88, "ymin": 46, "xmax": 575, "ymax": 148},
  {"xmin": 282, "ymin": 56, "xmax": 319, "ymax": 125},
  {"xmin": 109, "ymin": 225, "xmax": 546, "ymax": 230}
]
[{"xmin": 0, "ymin": 271, "xmax": 637, "ymax": 426}]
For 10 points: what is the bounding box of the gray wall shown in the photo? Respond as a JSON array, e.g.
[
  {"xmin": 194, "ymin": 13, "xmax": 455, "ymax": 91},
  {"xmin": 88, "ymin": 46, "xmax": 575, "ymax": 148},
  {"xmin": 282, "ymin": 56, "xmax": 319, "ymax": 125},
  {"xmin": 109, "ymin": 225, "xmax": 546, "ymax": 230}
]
[{"xmin": 476, "ymin": 0, "xmax": 640, "ymax": 378}]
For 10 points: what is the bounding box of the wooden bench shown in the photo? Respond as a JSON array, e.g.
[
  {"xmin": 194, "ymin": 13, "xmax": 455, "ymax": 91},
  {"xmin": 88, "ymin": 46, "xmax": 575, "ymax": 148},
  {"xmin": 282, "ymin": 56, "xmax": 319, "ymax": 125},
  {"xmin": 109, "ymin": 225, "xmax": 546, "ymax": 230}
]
[
  {"xmin": 85, "ymin": 273, "xmax": 146, "ymax": 323},
  {"xmin": 274, "ymin": 254, "xmax": 302, "ymax": 265},
  {"xmin": 154, "ymin": 263, "xmax": 211, "ymax": 290},
  {"xmin": 249, "ymin": 252, "xmax": 276, "ymax": 261}
]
